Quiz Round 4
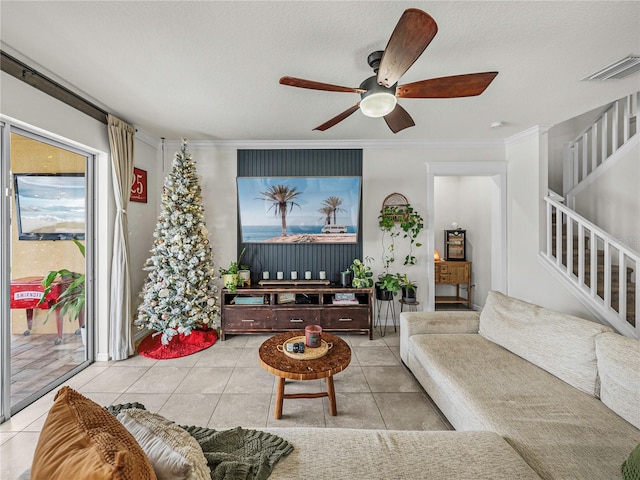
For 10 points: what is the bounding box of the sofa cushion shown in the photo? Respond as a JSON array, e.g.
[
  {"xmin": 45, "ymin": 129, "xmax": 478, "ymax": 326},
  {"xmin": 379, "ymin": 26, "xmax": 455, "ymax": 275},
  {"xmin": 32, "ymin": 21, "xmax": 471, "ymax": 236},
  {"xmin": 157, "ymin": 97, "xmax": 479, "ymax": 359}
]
[
  {"xmin": 596, "ymin": 332, "xmax": 640, "ymax": 429},
  {"xmin": 479, "ymin": 290, "xmax": 611, "ymax": 396},
  {"xmin": 116, "ymin": 409, "xmax": 209, "ymax": 480},
  {"xmin": 30, "ymin": 386, "xmax": 156, "ymax": 480},
  {"xmin": 263, "ymin": 428, "xmax": 541, "ymax": 479},
  {"xmin": 407, "ymin": 333, "xmax": 640, "ymax": 480}
]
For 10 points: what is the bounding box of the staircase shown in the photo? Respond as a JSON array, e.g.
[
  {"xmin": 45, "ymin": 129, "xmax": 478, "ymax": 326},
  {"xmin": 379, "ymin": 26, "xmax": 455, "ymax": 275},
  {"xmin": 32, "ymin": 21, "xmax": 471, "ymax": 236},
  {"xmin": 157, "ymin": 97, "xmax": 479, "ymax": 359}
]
[
  {"xmin": 563, "ymin": 92, "xmax": 638, "ymax": 205},
  {"xmin": 541, "ymin": 195, "xmax": 638, "ymax": 338},
  {"xmin": 540, "ymin": 93, "xmax": 639, "ymax": 339}
]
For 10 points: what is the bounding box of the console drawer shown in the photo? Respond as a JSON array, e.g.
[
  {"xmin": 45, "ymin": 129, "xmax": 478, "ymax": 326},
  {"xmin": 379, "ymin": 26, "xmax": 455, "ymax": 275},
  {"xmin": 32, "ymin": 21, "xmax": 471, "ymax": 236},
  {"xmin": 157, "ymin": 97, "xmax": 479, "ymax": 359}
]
[
  {"xmin": 222, "ymin": 308, "xmax": 273, "ymax": 329},
  {"xmin": 273, "ymin": 308, "xmax": 321, "ymax": 328},
  {"xmin": 322, "ymin": 306, "xmax": 369, "ymax": 329}
]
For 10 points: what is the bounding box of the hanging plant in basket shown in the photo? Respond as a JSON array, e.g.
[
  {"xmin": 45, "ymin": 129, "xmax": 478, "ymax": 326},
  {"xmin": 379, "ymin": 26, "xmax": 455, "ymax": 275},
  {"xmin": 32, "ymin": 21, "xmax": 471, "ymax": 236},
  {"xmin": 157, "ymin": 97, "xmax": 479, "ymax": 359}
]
[{"xmin": 378, "ymin": 194, "xmax": 424, "ymax": 267}]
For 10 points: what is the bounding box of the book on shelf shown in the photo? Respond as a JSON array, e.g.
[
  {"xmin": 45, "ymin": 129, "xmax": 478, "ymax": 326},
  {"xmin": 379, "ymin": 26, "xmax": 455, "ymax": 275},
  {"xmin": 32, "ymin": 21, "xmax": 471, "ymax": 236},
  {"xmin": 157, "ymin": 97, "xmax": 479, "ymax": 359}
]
[
  {"xmin": 334, "ymin": 292, "xmax": 356, "ymax": 301},
  {"xmin": 332, "ymin": 298, "xmax": 359, "ymax": 305},
  {"xmin": 233, "ymin": 295, "xmax": 267, "ymax": 305}
]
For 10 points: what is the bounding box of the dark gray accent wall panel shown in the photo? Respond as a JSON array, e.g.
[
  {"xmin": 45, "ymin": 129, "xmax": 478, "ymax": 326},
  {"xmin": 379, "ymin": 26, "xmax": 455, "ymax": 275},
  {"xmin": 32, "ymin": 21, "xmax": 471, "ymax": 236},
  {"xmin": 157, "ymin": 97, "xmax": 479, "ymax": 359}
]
[{"xmin": 237, "ymin": 149, "xmax": 362, "ymax": 285}]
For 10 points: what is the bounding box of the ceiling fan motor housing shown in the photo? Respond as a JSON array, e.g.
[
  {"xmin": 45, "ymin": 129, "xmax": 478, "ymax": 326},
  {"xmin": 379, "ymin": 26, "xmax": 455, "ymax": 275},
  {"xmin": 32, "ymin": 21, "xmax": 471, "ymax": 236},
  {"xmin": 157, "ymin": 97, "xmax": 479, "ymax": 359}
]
[{"xmin": 367, "ymin": 50, "xmax": 385, "ymax": 73}]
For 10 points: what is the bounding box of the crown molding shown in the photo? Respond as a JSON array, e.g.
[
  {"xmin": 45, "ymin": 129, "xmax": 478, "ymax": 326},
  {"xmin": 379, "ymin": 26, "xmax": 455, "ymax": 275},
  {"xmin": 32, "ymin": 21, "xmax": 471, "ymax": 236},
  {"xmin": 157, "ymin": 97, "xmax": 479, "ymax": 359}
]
[
  {"xmin": 134, "ymin": 128, "xmax": 161, "ymax": 148},
  {"xmin": 161, "ymin": 138, "xmax": 505, "ymax": 151},
  {"xmin": 505, "ymin": 125, "xmax": 552, "ymax": 146}
]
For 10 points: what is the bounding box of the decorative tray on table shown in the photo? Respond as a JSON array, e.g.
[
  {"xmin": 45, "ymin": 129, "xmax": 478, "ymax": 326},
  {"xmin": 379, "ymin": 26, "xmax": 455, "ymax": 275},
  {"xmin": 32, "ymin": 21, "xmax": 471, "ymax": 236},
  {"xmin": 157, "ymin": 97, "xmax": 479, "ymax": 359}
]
[{"xmin": 276, "ymin": 335, "xmax": 332, "ymax": 360}]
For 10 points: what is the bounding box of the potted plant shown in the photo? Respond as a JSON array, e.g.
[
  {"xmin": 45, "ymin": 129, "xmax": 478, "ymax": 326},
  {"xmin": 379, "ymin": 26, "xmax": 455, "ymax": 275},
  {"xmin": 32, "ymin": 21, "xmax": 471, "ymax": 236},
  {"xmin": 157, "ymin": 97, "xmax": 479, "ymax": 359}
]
[
  {"xmin": 220, "ymin": 262, "xmax": 240, "ymax": 293},
  {"xmin": 220, "ymin": 248, "xmax": 247, "ymax": 293},
  {"xmin": 375, "ymin": 272, "xmax": 402, "ymax": 301},
  {"xmin": 237, "ymin": 248, "xmax": 251, "ymax": 286},
  {"xmin": 398, "ymin": 273, "xmax": 417, "ymax": 303},
  {"xmin": 38, "ymin": 238, "xmax": 86, "ymax": 342},
  {"xmin": 350, "ymin": 258, "xmax": 374, "ymax": 288}
]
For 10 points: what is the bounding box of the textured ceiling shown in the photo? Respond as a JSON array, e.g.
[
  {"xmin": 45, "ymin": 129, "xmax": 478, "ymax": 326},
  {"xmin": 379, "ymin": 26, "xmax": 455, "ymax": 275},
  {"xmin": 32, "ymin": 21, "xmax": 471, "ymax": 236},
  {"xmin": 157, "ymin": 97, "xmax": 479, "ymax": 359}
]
[{"xmin": 1, "ymin": 1, "xmax": 639, "ymax": 142}]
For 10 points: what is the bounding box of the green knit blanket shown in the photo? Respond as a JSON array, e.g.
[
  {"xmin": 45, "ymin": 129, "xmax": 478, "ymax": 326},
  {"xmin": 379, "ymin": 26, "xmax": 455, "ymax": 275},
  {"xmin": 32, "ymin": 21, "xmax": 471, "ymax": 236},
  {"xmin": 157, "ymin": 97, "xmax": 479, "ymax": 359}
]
[
  {"xmin": 106, "ymin": 403, "xmax": 293, "ymax": 480},
  {"xmin": 622, "ymin": 442, "xmax": 640, "ymax": 480}
]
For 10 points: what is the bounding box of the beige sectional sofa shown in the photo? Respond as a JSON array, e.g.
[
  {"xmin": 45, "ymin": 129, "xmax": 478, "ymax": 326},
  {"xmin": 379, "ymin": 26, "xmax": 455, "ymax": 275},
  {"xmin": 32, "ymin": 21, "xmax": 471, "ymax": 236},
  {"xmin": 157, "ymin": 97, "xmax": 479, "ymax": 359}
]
[
  {"xmin": 400, "ymin": 290, "xmax": 640, "ymax": 480},
  {"xmin": 27, "ymin": 290, "xmax": 639, "ymax": 480}
]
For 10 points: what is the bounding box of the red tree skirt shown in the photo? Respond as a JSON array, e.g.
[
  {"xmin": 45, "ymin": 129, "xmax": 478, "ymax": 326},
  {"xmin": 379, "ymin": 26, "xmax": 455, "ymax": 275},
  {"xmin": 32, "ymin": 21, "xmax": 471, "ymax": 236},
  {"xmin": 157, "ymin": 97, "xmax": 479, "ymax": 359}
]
[{"xmin": 138, "ymin": 328, "xmax": 217, "ymax": 359}]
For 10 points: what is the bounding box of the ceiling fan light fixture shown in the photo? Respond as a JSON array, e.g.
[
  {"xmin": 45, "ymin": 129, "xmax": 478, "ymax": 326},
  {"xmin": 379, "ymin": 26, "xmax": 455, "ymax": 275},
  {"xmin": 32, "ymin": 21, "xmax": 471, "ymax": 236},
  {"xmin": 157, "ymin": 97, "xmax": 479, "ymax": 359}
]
[
  {"xmin": 360, "ymin": 92, "xmax": 397, "ymax": 117},
  {"xmin": 359, "ymin": 76, "xmax": 397, "ymax": 117}
]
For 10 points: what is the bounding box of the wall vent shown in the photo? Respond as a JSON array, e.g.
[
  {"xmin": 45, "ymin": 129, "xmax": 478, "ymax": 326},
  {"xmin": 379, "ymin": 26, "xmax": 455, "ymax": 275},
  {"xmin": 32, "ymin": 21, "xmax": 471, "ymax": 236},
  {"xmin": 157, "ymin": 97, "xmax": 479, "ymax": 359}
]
[{"xmin": 583, "ymin": 54, "xmax": 640, "ymax": 80}]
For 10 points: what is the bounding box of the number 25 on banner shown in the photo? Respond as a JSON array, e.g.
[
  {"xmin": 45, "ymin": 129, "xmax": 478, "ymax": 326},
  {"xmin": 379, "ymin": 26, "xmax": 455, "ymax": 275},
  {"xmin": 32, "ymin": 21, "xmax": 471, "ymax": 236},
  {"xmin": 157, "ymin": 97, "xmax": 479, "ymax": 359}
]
[{"xmin": 130, "ymin": 167, "xmax": 147, "ymax": 203}]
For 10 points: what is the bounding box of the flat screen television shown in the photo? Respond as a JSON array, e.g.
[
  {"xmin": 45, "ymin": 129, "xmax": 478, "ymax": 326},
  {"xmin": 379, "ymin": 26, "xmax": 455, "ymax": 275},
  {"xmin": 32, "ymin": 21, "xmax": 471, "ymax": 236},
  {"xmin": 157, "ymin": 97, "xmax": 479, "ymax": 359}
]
[
  {"xmin": 237, "ymin": 176, "xmax": 361, "ymax": 244},
  {"xmin": 13, "ymin": 173, "xmax": 85, "ymax": 241}
]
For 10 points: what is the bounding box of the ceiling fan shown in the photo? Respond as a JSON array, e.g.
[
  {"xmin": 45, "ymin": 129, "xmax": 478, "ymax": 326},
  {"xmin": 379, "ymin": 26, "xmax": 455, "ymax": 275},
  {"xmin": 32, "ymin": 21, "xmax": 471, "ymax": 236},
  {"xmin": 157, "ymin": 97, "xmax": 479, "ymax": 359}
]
[{"xmin": 279, "ymin": 8, "xmax": 498, "ymax": 134}]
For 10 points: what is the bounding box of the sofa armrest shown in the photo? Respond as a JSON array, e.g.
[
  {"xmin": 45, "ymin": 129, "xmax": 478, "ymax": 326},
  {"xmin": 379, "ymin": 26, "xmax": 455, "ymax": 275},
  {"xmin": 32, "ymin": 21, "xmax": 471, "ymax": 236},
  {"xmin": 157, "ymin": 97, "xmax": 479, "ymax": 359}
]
[{"xmin": 400, "ymin": 311, "xmax": 480, "ymax": 364}]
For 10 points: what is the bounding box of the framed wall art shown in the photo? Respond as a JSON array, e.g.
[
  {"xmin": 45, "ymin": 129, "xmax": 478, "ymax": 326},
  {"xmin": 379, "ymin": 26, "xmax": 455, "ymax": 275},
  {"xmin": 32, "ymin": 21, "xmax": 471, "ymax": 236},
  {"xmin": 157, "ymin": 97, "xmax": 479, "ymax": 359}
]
[{"xmin": 237, "ymin": 176, "xmax": 361, "ymax": 244}]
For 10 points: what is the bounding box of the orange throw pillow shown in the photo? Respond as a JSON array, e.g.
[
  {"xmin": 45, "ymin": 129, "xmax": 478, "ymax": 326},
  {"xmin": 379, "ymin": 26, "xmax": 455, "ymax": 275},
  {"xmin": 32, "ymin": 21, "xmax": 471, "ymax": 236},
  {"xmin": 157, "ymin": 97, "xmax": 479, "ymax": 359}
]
[{"xmin": 30, "ymin": 386, "xmax": 156, "ymax": 480}]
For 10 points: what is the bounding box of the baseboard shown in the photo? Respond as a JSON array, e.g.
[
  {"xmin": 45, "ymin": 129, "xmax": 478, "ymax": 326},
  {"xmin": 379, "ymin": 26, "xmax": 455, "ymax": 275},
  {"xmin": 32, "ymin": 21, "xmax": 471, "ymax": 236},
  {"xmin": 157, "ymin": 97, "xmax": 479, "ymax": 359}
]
[{"xmin": 96, "ymin": 352, "xmax": 110, "ymax": 362}]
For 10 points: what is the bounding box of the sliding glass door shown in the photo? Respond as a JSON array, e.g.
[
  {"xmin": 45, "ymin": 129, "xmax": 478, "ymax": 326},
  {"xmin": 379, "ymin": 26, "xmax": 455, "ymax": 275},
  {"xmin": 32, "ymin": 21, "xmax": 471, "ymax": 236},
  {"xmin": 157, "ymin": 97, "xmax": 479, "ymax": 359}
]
[{"xmin": 1, "ymin": 125, "xmax": 94, "ymax": 420}]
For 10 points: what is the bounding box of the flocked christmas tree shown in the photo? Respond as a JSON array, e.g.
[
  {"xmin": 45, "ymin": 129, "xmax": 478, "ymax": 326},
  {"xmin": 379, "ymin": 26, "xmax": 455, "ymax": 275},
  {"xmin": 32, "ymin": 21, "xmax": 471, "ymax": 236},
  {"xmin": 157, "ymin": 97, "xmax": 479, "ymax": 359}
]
[{"xmin": 135, "ymin": 139, "xmax": 219, "ymax": 345}]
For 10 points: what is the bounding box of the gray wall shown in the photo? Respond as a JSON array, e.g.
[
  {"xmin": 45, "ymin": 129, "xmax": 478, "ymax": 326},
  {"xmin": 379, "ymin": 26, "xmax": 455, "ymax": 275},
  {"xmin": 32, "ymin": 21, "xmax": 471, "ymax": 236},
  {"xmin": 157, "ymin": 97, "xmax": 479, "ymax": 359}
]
[{"xmin": 237, "ymin": 149, "xmax": 362, "ymax": 285}]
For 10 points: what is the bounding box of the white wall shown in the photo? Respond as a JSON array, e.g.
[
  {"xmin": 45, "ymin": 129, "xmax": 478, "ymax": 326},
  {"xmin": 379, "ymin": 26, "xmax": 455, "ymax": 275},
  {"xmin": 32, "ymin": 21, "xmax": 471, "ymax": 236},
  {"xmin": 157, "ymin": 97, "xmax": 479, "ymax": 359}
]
[
  {"xmin": 547, "ymin": 107, "xmax": 602, "ymax": 195},
  {"xmin": 128, "ymin": 138, "xmax": 162, "ymax": 309},
  {"xmin": 574, "ymin": 141, "xmax": 640, "ymax": 254}
]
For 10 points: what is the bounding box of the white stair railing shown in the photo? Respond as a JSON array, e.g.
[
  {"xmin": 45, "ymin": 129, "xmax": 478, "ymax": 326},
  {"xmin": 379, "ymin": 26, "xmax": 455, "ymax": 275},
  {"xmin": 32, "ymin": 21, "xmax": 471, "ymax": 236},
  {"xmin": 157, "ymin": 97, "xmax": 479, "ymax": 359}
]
[
  {"xmin": 542, "ymin": 193, "xmax": 639, "ymax": 339},
  {"xmin": 563, "ymin": 92, "xmax": 639, "ymax": 200}
]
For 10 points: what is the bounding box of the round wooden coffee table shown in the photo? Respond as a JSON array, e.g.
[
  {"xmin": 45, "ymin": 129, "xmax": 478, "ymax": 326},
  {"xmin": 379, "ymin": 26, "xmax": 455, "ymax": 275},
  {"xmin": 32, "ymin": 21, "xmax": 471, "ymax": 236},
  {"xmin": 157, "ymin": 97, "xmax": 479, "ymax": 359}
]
[{"xmin": 259, "ymin": 331, "xmax": 351, "ymax": 419}]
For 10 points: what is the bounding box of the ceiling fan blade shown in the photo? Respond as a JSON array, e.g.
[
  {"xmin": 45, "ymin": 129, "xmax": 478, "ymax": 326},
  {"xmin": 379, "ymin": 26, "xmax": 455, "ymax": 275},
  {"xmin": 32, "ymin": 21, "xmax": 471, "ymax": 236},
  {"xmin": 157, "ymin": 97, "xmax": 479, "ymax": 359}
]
[
  {"xmin": 313, "ymin": 103, "xmax": 360, "ymax": 131},
  {"xmin": 377, "ymin": 9, "xmax": 438, "ymax": 88},
  {"xmin": 383, "ymin": 104, "xmax": 415, "ymax": 133},
  {"xmin": 397, "ymin": 72, "xmax": 499, "ymax": 98},
  {"xmin": 280, "ymin": 76, "xmax": 365, "ymax": 94}
]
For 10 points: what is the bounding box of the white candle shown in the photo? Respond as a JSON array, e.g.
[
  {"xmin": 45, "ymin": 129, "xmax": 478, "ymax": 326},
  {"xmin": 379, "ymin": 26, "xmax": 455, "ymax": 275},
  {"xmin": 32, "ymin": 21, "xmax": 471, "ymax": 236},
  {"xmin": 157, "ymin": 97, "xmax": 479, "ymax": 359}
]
[
  {"xmin": 291, "ymin": 271, "xmax": 298, "ymax": 280},
  {"xmin": 305, "ymin": 271, "xmax": 312, "ymax": 280},
  {"xmin": 319, "ymin": 271, "xmax": 326, "ymax": 280},
  {"xmin": 262, "ymin": 271, "xmax": 269, "ymax": 280},
  {"xmin": 277, "ymin": 271, "xmax": 284, "ymax": 280}
]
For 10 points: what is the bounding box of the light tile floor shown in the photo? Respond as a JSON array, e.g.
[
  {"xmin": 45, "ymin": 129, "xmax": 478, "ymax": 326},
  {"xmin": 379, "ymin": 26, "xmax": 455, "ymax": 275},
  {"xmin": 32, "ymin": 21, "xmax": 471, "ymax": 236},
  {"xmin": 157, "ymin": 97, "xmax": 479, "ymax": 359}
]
[{"xmin": 0, "ymin": 329, "xmax": 451, "ymax": 479}]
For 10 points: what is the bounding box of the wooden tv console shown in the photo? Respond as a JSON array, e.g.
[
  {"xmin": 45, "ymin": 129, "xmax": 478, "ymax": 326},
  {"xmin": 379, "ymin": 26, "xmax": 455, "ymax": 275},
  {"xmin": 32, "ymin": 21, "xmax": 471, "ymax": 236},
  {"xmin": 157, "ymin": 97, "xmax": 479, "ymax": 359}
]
[{"xmin": 220, "ymin": 285, "xmax": 373, "ymax": 340}]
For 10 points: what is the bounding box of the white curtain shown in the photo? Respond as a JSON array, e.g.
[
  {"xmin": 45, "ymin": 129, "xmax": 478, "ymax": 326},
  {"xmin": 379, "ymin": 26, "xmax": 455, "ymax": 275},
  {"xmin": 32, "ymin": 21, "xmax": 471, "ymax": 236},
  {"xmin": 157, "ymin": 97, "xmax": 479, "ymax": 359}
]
[{"xmin": 107, "ymin": 114, "xmax": 135, "ymax": 360}]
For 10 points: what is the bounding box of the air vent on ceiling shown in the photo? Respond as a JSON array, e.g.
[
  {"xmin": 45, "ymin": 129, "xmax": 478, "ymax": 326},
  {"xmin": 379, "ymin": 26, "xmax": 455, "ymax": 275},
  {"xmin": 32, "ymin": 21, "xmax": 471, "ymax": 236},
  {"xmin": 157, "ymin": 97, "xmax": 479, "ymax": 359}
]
[{"xmin": 583, "ymin": 54, "xmax": 640, "ymax": 80}]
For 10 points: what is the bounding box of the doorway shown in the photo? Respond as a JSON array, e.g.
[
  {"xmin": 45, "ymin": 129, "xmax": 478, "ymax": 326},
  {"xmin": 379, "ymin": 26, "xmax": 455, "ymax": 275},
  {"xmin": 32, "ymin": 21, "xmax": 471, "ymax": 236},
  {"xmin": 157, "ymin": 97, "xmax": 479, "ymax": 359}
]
[
  {"xmin": 425, "ymin": 162, "xmax": 507, "ymax": 311},
  {"xmin": 1, "ymin": 125, "xmax": 94, "ymax": 421}
]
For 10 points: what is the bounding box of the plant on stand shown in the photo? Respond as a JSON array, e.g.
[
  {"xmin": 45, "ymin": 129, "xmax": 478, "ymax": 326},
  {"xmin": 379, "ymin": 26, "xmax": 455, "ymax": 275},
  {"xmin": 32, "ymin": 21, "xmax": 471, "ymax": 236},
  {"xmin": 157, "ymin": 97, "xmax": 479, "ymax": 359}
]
[
  {"xmin": 375, "ymin": 272, "xmax": 402, "ymax": 301},
  {"xmin": 398, "ymin": 273, "xmax": 418, "ymax": 303}
]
